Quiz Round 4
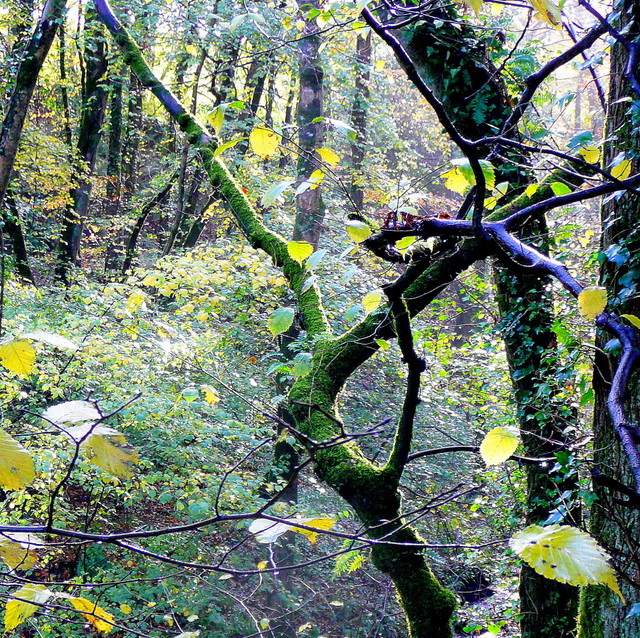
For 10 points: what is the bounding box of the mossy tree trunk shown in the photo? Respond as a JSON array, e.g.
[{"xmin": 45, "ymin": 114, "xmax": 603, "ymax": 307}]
[
  {"xmin": 349, "ymin": 31, "xmax": 371, "ymax": 213},
  {"xmin": 579, "ymin": 0, "xmax": 640, "ymax": 633},
  {"xmin": 94, "ymin": 0, "xmax": 607, "ymax": 635},
  {"xmin": 393, "ymin": 11, "xmax": 581, "ymax": 635},
  {"xmin": 56, "ymin": 5, "xmax": 108, "ymax": 281}
]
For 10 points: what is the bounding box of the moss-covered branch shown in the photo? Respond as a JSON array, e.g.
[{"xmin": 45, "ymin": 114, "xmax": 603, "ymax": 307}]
[{"xmin": 93, "ymin": 0, "xmax": 330, "ymax": 337}]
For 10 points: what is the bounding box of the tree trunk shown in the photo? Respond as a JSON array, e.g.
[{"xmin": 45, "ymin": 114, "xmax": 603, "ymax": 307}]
[
  {"xmin": 0, "ymin": 0, "xmax": 66, "ymax": 211},
  {"xmin": 292, "ymin": 0, "xmax": 325, "ymax": 247},
  {"xmin": 56, "ymin": 5, "xmax": 108, "ymax": 282},
  {"xmin": 578, "ymin": 0, "xmax": 640, "ymax": 633},
  {"xmin": 3, "ymin": 190, "xmax": 34, "ymax": 284},
  {"xmin": 349, "ymin": 31, "xmax": 371, "ymax": 213}
]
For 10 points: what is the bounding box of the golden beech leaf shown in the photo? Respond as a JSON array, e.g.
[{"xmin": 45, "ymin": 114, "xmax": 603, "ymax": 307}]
[
  {"xmin": 316, "ymin": 148, "xmax": 340, "ymax": 166},
  {"xmin": 200, "ymin": 384, "xmax": 220, "ymax": 405},
  {"xmin": 249, "ymin": 127, "xmax": 280, "ymax": 158},
  {"xmin": 82, "ymin": 432, "xmax": 140, "ymax": 478},
  {"xmin": 461, "ymin": 0, "xmax": 483, "ymax": 16},
  {"xmin": 510, "ymin": 525, "xmax": 623, "ymax": 599},
  {"xmin": 480, "ymin": 426, "xmax": 520, "ymax": 466},
  {"xmin": 0, "ymin": 340, "xmax": 35, "ymax": 376},
  {"xmin": 611, "ymin": 159, "xmax": 632, "ymax": 180},
  {"xmin": 0, "ymin": 533, "xmax": 38, "ymax": 570},
  {"xmin": 287, "ymin": 241, "xmax": 314, "ymax": 265},
  {"xmin": 290, "ymin": 517, "xmax": 336, "ymax": 546},
  {"xmin": 528, "ymin": 0, "xmax": 561, "ymax": 27},
  {"xmin": 5, "ymin": 584, "xmax": 52, "ymax": 632},
  {"xmin": 0, "ymin": 430, "xmax": 35, "ymax": 489},
  {"xmin": 257, "ymin": 561, "xmax": 268, "ymax": 570},
  {"xmin": 68, "ymin": 597, "xmax": 115, "ymax": 633},
  {"xmin": 578, "ymin": 146, "xmax": 601, "ymax": 164},
  {"xmin": 578, "ymin": 287, "xmax": 607, "ymax": 319},
  {"xmin": 441, "ymin": 167, "xmax": 470, "ymax": 194}
]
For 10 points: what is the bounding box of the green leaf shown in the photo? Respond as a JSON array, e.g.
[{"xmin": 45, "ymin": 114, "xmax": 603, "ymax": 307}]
[
  {"xmin": 268, "ymin": 307, "xmax": 295, "ymax": 336},
  {"xmin": 262, "ymin": 179, "xmax": 295, "ymax": 206},
  {"xmin": 525, "ymin": 184, "xmax": 540, "ymax": 198},
  {"xmin": 0, "ymin": 430, "xmax": 35, "ymax": 489},
  {"xmin": 375, "ymin": 339, "xmax": 390, "ymax": 350},
  {"xmin": 346, "ymin": 220, "xmax": 371, "ymax": 243},
  {"xmin": 550, "ymin": 182, "xmax": 571, "ymax": 196},
  {"xmin": 249, "ymin": 127, "xmax": 280, "ymax": 158},
  {"xmin": 305, "ymin": 249, "xmax": 327, "ymax": 270},
  {"xmin": 5, "ymin": 584, "xmax": 52, "ymax": 632},
  {"xmin": 578, "ymin": 287, "xmax": 607, "ymax": 319},
  {"xmin": 291, "ymin": 353, "xmax": 313, "ymax": 378},
  {"xmin": 207, "ymin": 107, "xmax": 225, "ymax": 135},
  {"xmin": 510, "ymin": 525, "xmax": 623, "ymax": 599},
  {"xmin": 480, "ymin": 426, "xmax": 520, "ymax": 466},
  {"xmin": 0, "ymin": 340, "xmax": 35, "ymax": 376},
  {"xmin": 287, "ymin": 241, "xmax": 314, "ymax": 265}
]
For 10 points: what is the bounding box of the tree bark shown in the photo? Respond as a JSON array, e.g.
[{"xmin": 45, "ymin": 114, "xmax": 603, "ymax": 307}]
[
  {"xmin": 349, "ymin": 32, "xmax": 372, "ymax": 213},
  {"xmin": 292, "ymin": 0, "xmax": 325, "ymax": 247},
  {"xmin": 55, "ymin": 5, "xmax": 108, "ymax": 282},
  {"xmin": 579, "ymin": 0, "xmax": 640, "ymax": 633}
]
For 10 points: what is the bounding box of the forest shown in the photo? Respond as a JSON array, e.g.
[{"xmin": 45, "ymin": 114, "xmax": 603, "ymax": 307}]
[{"xmin": 0, "ymin": 0, "xmax": 639, "ymax": 635}]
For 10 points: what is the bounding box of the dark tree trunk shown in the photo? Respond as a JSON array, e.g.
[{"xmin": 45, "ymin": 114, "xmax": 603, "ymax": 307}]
[
  {"xmin": 349, "ymin": 32, "xmax": 371, "ymax": 213},
  {"xmin": 56, "ymin": 5, "xmax": 108, "ymax": 282},
  {"xmin": 578, "ymin": 0, "xmax": 640, "ymax": 633},
  {"xmin": 121, "ymin": 173, "xmax": 176, "ymax": 274},
  {"xmin": 3, "ymin": 191, "xmax": 34, "ymax": 284}
]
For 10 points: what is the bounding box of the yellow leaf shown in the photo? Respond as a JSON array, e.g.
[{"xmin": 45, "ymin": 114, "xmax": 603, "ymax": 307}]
[
  {"xmin": 207, "ymin": 107, "xmax": 225, "ymax": 135},
  {"xmin": 362, "ymin": 290, "xmax": 382, "ymax": 314},
  {"xmin": 621, "ymin": 314, "xmax": 640, "ymax": 330},
  {"xmin": 316, "ymin": 148, "xmax": 340, "ymax": 166},
  {"xmin": 68, "ymin": 597, "xmax": 115, "ymax": 633},
  {"xmin": 5, "ymin": 584, "xmax": 52, "ymax": 632},
  {"xmin": 200, "ymin": 384, "xmax": 220, "ymax": 405},
  {"xmin": 0, "ymin": 430, "xmax": 35, "ymax": 489},
  {"xmin": 510, "ymin": 525, "xmax": 623, "ymax": 599},
  {"xmin": 0, "ymin": 534, "xmax": 38, "ymax": 570},
  {"xmin": 480, "ymin": 426, "xmax": 520, "ymax": 466},
  {"xmin": 396, "ymin": 236, "xmax": 417, "ymax": 251},
  {"xmin": 611, "ymin": 159, "xmax": 632, "ymax": 180},
  {"xmin": 126, "ymin": 291, "xmax": 145, "ymax": 312},
  {"xmin": 287, "ymin": 241, "xmax": 314, "ymax": 265},
  {"xmin": 249, "ymin": 127, "xmax": 280, "ymax": 158},
  {"xmin": 578, "ymin": 146, "xmax": 600, "ymax": 164},
  {"xmin": 0, "ymin": 340, "xmax": 35, "ymax": 376},
  {"xmin": 441, "ymin": 167, "xmax": 470, "ymax": 194},
  {"xmin": 84, "ymin": 434, "xmax": 139, "ymax": 478},
  {"xmin": 290, "ymin": 517, "xmax": 336, "ymax": 546},
  {"xmin": 346, "ymin": 220, "xmax": 372, "ymax": 243},
  {"xmin": 461, "ymin": 0, "xmax": 482, "ymax": 15},
  {"xmin": 525, "ymin": 183, "xmax": 540, "ymax": 198},
  {"xmin": 257, "ymin": 561, "xmax": 268, "ymax": 570},
  {"xmin": 578, "ymin": 287, "xmax": 607, "ymax": 319},
  {"xmin": 120, "ymin": 603, "xmax": 132, "ymax": 614},
  {"xmin": 528, "ymin": 0, "xmax": 561, "ymax": 27}
]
